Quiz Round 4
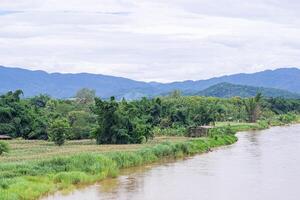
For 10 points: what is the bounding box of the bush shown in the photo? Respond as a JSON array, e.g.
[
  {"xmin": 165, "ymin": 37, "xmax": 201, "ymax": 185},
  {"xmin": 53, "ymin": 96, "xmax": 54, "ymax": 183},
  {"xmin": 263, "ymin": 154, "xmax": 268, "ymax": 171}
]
[
  {"xmin": 278, "ymin": 113, "xmax": 297, "ymax": 124},
  {"xmin": 0, "ymin": 141, "xmax": 9, "ymax": 155},
  {"xmin": 209, "ymin": 126, "xmax": 235, "ymax": 137},
  {"xmin": 48, "ymin": 118, "xmax": 70, "ymax": 146},
  {"xmin": 152, "ymin": 126, "xmax": 187, "ymax": 136}
]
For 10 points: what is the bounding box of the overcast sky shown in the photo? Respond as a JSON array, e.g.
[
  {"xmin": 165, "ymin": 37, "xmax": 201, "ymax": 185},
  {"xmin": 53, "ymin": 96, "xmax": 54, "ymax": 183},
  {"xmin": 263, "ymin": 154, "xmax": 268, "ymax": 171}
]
[{"xmin": 0, "ymin": 0, "xmax": 300, "ymax": 82}]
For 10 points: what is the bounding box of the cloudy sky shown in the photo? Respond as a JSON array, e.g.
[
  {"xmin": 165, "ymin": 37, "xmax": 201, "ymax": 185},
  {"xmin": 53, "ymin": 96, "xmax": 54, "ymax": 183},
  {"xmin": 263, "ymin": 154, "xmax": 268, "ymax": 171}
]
[{"xmin": 0, "ymin": 0, "xmax": 300, "ymax": 82}]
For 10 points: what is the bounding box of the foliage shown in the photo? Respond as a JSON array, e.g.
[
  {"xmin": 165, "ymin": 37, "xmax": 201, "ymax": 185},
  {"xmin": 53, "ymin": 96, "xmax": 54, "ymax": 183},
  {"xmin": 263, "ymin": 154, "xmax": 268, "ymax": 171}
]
[
  {"xmin": 196, "ymin": 82, "xmax": 300, "ymax": 98},
  {"xmin": 75, "ymin": 88, "xmax": 96, "ymax": 104},
  {"xmin": 266, "ymin": 97, "xmax": 300, "ymax": 114},
  {"xmin": 0, "ymin": 134, "xmax": 237, "ymax": 200},
  {"xmin": 92, "ymin": 97, "xmax": 153, "ymax": 144},
  {"xmin": 278, "ymin": 113, "xmax": 298, "ymax": 124},
  {"xmin": 1, "ymin": 90, "xmax": 300, "ymax": 142},
  {"xmin": 0, "ymin": 90, "xmax": 32, "ymax": 138},
  {"xmin": 0, "ymin": 141, "xmax": 9, "ymax": 155},
  {"xmin": 152, "ymin": 126, "xmax": 187, "ymax": 136},
  {"xmin": 48, "ymin": 118, "xmax": 70, "ymax": 146},
  {"xmin": 67, "ymin": 111, "xmax": 97, "ymax": 139},
  {"xmin": 244, "ymin": 93, "xmax": 263, "ymax": 122}
]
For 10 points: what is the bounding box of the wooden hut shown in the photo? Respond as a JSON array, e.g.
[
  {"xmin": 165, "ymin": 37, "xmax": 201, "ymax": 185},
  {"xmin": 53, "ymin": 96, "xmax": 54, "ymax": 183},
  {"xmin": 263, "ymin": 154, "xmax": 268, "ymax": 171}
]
[
  {"xmin": 0, "ymin": 135, "xmax": 12, "ymax": 140},
  {"xmin": 188, "ymin": 126, "xmax": 214, "ymax": 137}
]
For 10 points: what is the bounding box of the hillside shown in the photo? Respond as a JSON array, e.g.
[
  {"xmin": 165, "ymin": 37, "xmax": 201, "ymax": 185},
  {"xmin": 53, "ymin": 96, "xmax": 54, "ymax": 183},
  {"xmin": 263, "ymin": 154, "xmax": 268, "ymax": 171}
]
[
  {"xmin": 1, "ymin": 66, "xmax": 300, "ymax": 98},
  {"xmin": 195, "ymin": 82, "xmax": 300, "ymax": 98}
]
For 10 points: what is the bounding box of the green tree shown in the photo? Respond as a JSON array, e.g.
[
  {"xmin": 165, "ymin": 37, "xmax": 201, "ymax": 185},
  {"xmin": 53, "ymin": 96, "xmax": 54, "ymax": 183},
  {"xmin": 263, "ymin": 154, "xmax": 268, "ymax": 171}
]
[
  {"xmin": 68, "ymin": 111, "xmax": 97, "ymax": 139},
  {"xmin": 48, "ymin": 118, "xmax": 70, "ymax": 146},
  {"xmin": 93, "ymin": 97, "xmax": 154, "ymax": 144},
  {"xmin": 93, "ymin": 97, "xmax": 119, "ymax": 144},
  {"xmin": 75, "ymin": 88, "xmax": 96, "ymax": 104},
  {"xmin": 30, "ymin": 95, "xmax": 51, "ymax": 108},
  {"xmin": 0, "ymin": 90, "xmax": 32, "ymax": 138},
  {"xmin": 169, "ymin": 90, "xmax": 182, "ymax": 98},
  {"xmin": 244, "ymin": 93, "xmax": 263, "ymax": 122},
  {"xmin": 150, "ymin": 98, "xmax": 162, "ymax": 126}
]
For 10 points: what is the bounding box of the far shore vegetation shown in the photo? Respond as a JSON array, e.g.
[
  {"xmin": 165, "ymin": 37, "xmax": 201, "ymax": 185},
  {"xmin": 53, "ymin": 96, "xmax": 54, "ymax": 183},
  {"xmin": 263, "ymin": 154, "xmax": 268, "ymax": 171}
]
[{"xmin": 0, "ymin": 89, "xmax": 300, "ymax": 200}]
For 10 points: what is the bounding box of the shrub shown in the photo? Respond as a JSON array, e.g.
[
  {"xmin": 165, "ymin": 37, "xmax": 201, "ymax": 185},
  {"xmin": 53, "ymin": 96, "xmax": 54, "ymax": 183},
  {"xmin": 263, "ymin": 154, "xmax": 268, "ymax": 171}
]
[
  {"xmin": 152, "ymin": 126, "xmax": 187, "ymax": 136},
  {"xmin": 278, "ymin": 113, "xmax": 297, "ymax": 124},
  {"xmin": 48, "ymin": 118, "xmax": 70, "ymax": 146},
  {"xmin": 0, "ymin": 141, "xmax": 9, "ymax": 155}
]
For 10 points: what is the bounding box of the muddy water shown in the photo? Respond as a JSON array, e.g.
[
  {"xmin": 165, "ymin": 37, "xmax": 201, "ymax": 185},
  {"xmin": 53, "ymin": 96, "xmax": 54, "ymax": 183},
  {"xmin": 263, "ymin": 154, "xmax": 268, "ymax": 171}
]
[{"xmin": 44, "ymin": 124, "xmax": 300, "ymax": 200}]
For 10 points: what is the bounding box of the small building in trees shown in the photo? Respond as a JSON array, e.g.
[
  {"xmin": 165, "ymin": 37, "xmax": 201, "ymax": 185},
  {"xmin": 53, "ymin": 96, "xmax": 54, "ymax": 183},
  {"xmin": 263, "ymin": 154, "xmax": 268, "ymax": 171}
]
[
  {"xmin": 0, "ymin": 135, "xmax": 12, "ymax": 140},
  {"xmin": 188, "ymin": 126, "xmax": 214, "ymax": 137}
]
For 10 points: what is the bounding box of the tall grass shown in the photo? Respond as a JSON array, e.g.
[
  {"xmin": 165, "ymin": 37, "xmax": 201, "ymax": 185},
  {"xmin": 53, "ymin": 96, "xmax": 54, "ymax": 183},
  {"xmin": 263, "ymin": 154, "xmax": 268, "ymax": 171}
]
[{"xmin": 0, "ymin": 134, "xmax": 237, "ymax": 200}]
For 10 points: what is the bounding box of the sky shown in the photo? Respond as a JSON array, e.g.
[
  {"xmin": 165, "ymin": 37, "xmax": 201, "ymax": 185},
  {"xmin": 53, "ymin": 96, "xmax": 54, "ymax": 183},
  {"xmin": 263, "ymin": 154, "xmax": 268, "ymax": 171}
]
[{"xmin": 0, "ymin": 0, "xmax": 300, "ymax": 82}]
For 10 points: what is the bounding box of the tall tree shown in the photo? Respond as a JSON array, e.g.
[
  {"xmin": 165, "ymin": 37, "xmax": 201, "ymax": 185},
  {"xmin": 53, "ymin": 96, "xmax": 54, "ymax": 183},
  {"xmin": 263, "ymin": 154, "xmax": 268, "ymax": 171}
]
[
  {"xmin": 0, "ymin": 90, "xmax": 32, "ymax": 138},
  {"xmin": 93, "ymin": 97, "xmax": 119, "ymax": 144},
  {"xmin": 75, "ymin": 88, "xmax": 96, "ymax": 104},
  {"xmin": 244, "ymin": 93, "xmax": 263, "ymax": 122}
]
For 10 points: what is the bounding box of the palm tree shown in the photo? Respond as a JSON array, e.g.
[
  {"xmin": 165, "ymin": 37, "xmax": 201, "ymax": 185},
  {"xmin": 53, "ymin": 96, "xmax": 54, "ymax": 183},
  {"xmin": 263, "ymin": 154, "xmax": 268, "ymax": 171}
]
[{"xmin": 244, "ymin": 93, "xmax": 262, "ymax": 123}]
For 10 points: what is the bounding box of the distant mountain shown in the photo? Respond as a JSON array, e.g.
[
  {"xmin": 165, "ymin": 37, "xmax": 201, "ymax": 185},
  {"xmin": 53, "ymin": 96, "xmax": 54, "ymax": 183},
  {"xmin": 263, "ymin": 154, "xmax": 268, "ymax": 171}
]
[
  {"xmin": 0, "ymin": 66, "xmax": 155, "ymax": 99},
  {"xmin": 195, "ymin": 82, "xmax": 300, "ymax": 98},
  {"xmin": 0, "ymin": 66, "xmax": 300, "ymax": 99},
  {"xmin": 153, "ymin": 67, "xmax": 300, "ymax": 94}
]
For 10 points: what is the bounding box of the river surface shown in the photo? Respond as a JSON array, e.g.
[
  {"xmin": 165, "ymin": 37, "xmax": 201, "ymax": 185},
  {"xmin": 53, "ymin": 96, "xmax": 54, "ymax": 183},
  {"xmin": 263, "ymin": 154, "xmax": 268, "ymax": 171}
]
[{"xmin": 44, "ymin": 124, "xmax": 300, "ymax": 200}]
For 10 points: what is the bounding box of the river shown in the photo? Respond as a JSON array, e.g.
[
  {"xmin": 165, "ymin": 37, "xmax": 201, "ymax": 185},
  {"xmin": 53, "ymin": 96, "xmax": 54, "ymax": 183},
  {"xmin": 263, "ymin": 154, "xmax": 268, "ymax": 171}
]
[{"xmin": 44, "ymin": 124, "xmax": 300, "ymax": 200}]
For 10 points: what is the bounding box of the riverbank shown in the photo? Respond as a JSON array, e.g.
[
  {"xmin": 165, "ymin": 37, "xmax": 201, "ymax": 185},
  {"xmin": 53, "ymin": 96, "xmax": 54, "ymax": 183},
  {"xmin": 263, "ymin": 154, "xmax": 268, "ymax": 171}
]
[
  {"xmin": 45, "ymin": 124, "xmax": 300, "ymax": 200},
  {"xmin": 0, "ymin": 119, "xmax": 299, "ymax": 200}
]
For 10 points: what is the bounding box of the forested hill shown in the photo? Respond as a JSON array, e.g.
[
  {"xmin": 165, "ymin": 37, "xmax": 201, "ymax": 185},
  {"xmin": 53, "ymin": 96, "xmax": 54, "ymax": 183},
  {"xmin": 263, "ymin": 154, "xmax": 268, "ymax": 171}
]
[
  {"xmin": 195, "ymin": 83, "xmax": 300, "ymax": 98},
  {"xmin": 1, "ymin": 66, "xmax": 300, "ymax": 99}
]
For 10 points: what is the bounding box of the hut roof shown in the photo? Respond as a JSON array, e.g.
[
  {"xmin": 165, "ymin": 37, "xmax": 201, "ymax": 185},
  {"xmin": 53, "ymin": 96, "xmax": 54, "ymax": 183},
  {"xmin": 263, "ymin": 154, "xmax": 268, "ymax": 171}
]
[{"xmin": 0, "ymin": 135, "xmax": 12, "ymax": 139}]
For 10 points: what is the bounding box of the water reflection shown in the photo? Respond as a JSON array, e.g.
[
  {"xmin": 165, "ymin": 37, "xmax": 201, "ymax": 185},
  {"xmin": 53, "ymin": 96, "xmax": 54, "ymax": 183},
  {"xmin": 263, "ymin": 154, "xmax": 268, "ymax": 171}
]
[{"xmin": 44, "ymin": 124, "xmax": 300, "ymax": 200}]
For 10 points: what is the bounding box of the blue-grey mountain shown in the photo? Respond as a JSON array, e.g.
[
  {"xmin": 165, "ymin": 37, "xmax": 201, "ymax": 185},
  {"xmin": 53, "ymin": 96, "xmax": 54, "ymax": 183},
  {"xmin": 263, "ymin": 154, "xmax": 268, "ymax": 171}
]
[{"xmin": 0, "ymin": 66, "xmax": 299, "ymax": 99}]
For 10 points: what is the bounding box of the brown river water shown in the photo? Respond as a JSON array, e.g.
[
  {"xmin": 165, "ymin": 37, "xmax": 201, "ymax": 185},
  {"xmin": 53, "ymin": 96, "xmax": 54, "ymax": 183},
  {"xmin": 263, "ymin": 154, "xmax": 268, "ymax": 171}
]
[{"xmin": 44, "ymin": 124, "xmax": 300, "ymax": 200}]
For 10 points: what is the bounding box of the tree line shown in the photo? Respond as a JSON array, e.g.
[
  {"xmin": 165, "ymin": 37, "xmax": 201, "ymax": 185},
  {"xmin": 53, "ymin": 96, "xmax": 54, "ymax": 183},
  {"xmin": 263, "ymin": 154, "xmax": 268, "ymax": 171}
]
[{"xmin": 0, "ymin": 89, "xmax": 299, "ymax": 145}]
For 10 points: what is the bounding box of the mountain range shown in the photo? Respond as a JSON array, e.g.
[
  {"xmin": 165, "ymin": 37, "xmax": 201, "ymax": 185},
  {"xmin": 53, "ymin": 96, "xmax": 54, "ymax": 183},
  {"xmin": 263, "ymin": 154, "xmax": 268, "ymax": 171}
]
[{"xmin": 0, "ymin": 65, "xmax": 299, "ymax": 99}]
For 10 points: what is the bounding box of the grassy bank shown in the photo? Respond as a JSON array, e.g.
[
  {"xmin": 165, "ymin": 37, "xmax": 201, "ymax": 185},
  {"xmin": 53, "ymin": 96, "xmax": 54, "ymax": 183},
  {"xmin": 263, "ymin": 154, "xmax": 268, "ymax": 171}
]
[
  {"xmin": 0, "ymin": 134, "xmax": 237, "ymax": 200},
  {"xmin": 1, "ymin": 117, "xmax": 299, "ymax": 200}
]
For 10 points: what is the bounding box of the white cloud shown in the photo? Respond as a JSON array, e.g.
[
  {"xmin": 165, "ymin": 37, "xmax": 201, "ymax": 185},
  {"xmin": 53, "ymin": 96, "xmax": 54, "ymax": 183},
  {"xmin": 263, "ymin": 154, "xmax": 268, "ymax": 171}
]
[{"xmin": 0, "ymin": 0, "xmax": 300, "ymax": 82}]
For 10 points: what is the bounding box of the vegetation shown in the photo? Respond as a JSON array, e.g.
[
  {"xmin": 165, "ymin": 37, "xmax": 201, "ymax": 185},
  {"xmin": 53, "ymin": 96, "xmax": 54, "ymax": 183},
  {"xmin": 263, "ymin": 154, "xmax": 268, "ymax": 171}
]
[
  {"xmin": 75, "ymin": 88, "xmax": 96, "ymax": 104},
  {"xmin": 1, "ymin": 90, "xmax": 300, "ymax": 145},
  {"xmin": 92, "ymin": 97, "xmax": 152, "ymax": 144},
  {"xmin": 196, "ymin": 82, "xmax": 300, "ymax": 98},
  {"xmin": 0, "ymin": 141, "xmax": 9, "ymax": 155},
  {"xmin": 244, "ymin": 93, "xmax": 263, "ymax": 122},
  {"xmin": 48, "ymin": 118, "xmax": 70, "ymax": 146},
  {"xmin": 0, "ymin": 88, "xmax": 299, "ymax": 199},
  {"xmin": 0, "ymin": 134, "xmax": 237, "ymax": 200},
  {"xmin": 1, "ymin": 115, "xmax": 298, "ymax": 199}
]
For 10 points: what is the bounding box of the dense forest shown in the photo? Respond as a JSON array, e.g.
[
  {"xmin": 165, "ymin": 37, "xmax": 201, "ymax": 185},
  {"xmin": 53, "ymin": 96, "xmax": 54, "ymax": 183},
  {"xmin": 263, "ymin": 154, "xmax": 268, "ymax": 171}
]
[{"xmin": 0, "ymin": 89, "xmax": 300, "ymax": 145}]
